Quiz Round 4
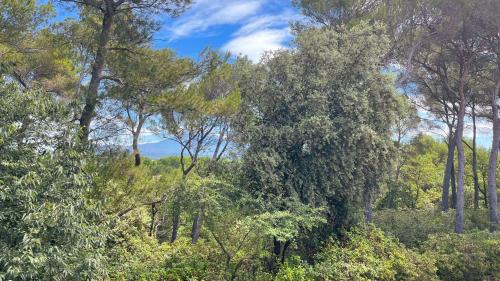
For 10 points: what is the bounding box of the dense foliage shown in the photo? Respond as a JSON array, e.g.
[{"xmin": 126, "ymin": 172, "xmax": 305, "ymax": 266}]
[
  {"xmin": 0, "ymin": 83, "xmax": 106, "ymax": 280},
  {"xmin": 0, "ymin": 0, "xmax": 499, "ymax": 280}
]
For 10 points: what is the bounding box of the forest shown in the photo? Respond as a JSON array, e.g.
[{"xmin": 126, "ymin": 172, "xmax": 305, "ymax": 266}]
[{"xmin": 1, "ymin": 0, "xmax": 500, "ymax": 280}]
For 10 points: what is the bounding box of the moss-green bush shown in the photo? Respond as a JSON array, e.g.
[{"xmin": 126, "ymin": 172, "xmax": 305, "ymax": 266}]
[
  {"xmin": 423, "ymin": 231, "xmax": 500, "ymax": 281},
  {"xmin": 372, "ymin": 209, "xmax": 490, "ymax": 248},
  {"xmin": 275, "ymin": 256, "xmax": 314, "ymax": 281},
  {"xmin": 312, "ymin": 226, "xmax": 438, "ymax": 281}
]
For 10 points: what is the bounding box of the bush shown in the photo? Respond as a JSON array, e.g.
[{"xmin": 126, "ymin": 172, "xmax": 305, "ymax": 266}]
[
  {"xmin": 105, "ymin": 210, "xmax": 173, "ymax": 280},
  {"xmin": 275, "ymin": 256, "xmax": 314, "ymax": 281},
  {"xmin": 372, "ymin": 209, "xmax": 490, "ymax": 248},
  {"xmin": 0, "ymin": 85, "xmax": 107, "ymax": 280},
  {"xmin": 423, "ymin": 231, "xmax": 500, "ymax": 281},
  {"xmin": 312, "ymin": 226, "xmax": 438, "ymax": 281},
  {"xmin": 106, "ymin": 214, "xmax": 214, "ymax": 281}
]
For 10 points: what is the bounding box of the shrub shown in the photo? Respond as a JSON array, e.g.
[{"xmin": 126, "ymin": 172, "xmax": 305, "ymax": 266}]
[
  {"xmin": 422, "ymin": 231, "xmax": 500, "ymax": 281},
  {"xmin": 106, "ymin": 216, "xmax": 213, "ymax": 281},
  {"xmin": 312, "ymin": 226, "xmax": 438, "ymax": 281},
  {"xmin": 372, "ymin": 209, "xmax": 490, "ymax": 248},
  {"xmin": 275, "ymin": 256, "xmax": 314, "ymax": 281},
  {"xmin": 0, "ymin": 84, "xmax": 107, "ymax": 280}
]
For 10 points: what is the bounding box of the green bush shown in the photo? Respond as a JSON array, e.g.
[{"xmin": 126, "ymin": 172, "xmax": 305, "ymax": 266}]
[
  {"xmin": 372, "ymin": 209, "xmax": 490, "ymax": 248},
  {"xmin": 312, "ymin": 226, "xmax": 438, "ymax": 281},
  {"xmin": 0, "ymin": 84, "xmax": 107, "ymax": 280},
  {"xmin": 275, "ymin": 256, "xmax": 314, "ymax": 281},
  {"xmin": 105, "ymin": 210, "xmax": 171, "ymax": 280},
  {"xmin": 423, "ymin": 231, "xmax": 500, "ymax": 281},
  {"xmin": 106, "ymin": 217, "xmax": 213, "ymax": 281}
]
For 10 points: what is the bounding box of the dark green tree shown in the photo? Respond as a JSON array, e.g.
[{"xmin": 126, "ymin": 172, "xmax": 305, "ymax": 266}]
[{"xmin": 238, "ymin": 22, "xmax": 398, "ymax": 260}]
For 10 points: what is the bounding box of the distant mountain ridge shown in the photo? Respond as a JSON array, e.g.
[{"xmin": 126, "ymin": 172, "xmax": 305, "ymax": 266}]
[{"xmin": 137, "ymin": 139, "xmax": 182, "ymax": 159}]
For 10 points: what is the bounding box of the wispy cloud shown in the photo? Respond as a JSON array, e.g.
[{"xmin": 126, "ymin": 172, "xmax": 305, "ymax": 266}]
[
  {"xmin": 222, "ymin": 28, "xmax": 291, "ymax": 62},
  {"xmin": 167, "ymin": 0, "xmax": 264, "ymax": 40},
  {"xmin": 162, "ymin": 0, "xmax": 298, "ymax": 62},
  {"xmin": 222, "ymin": 9, "xmax": 298, "ymax": 62}
]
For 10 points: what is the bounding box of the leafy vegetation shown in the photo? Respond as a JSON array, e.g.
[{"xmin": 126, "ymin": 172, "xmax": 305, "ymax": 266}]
[{"xmin": 0, "ymin": 0, "xmax": 499, "ymax": 280}]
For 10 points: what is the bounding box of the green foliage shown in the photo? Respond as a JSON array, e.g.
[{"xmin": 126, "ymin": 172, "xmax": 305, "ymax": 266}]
[
  {"xmin": 0, "ymin": 83, "xmax": 107, "ymax": 280},
  {"xmin": 2, "ymin": 1, "xmax": 499, "ymax": 279},
  {"xmin": 0, "ymin": 0, "xmax": 52, "ymax": 43},
  {"xmin": 372, "ymin": 209, "xmax": 491, "ymax": 248},
  {"xmin": 107, "ymin": 47, "xmax": 195, "ymax": 110},
  {"xmin": 313, "ymin": 226, "xmax": 438, "ymax": 281},
  {"xmin": 239, "ymin": 22, "xmax": 398, "ymax": 242},
  {"xmin": 292, "ymin": 0, "xmax": 379, "ymax": 27},
  {"xmin": 93, "ymin": 152, "xmax": 181, "ymax": 216},
  {"xmin": 377, "ymin": 180, "xmax": 418, "ymax": 210},
  {"xmin": 379, "ymin": 134, "xmax": 446, "ymax": 210},
  {"xmin": 106, "ymin": 209, "xmax": 170, "ymax": 280},
  {"xmin": 275, "ymin": 256, "xmax": 313, "ymax": 281},
  {"xmin": 251, "ymin": 206, "xmax": 326, "ymax": 243},
  {"xmin": 423, "ymin": 231, "xmax": 500, "ymax": 281}
]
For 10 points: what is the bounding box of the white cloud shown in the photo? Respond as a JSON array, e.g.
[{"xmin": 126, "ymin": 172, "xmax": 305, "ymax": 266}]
[
  {"xmin": 234, "ymin": 11, "xmax": 296, "ymax": 36},
  {"xmin": 221, "ymin": 9, "xmax": 297, "ymax": 62},
  {"xmin": 167, "ymin": 0, "xmax": 264, "ymax": 39},
  {"xmin": 222, "ymin": 28, "xmax": 291, "ymax": 62},
  {"xmin": 164, "ymin": 0, "xmax": 298, "ymax": 61}
]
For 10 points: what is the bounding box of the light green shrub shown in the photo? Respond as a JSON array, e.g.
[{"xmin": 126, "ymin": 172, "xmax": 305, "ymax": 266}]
[
  {"xmin": 312, "ymin": 226, "xmax": 438, "ymax": 281},
  {"xmin": 423, "ymin": 231, "xmax": 500, "ymax": 281},
  {"xmin": 372, "ymin": 209, "xmax": 490, "ymax": 248},
  {"xmin": 275, "ymin": 256, "xmax": 314, "ymax": 281}
]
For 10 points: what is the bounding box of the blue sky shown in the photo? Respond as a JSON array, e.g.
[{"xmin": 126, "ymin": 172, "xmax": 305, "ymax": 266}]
[
  {"xmin": 51, "ymin": 0, "xmax": 298, "ymax": 62},
  {"xmin": 154, "ymin": 0, "xmax": 299, "ymax": 61}
]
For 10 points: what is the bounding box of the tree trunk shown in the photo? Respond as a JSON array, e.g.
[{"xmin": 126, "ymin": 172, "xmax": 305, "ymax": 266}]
[
  {"xmin": 488, "ymin": 85, "xmax": 500, "ymax": 230},
  {"xmin": 190, "ymin": 128, "xmax": 226, "ymax": 244},
  {"xmin": 281, "ymin": 240, "xmax": 291, "ymax": 264},
  {"xmin": 481, "ymin": 173, "xmax": 488, "ymax": 208},
  {"xmin": 191, "ymin": 209, "xmax": 203, "ymax": 244},
  {"xmin": 132, "ymin": 113, "xmax": 146, "ymax": 166},
  {"xmin": 132, "ymin": 133, "xmax": 141, "ymax": 166},
  {"xmin": 170, "ymin": 202, "xmax": 181, "ymax": 243},
  {"xmin": 442, "ymin": 132, "xmax": 456, "ymax": 211},
  {"xmin": 272, "ymin": 238, "xmax": 290, "ymax": 266},
  {"xmin": 451, "ymin": 160, "xmax": 457, "ymax": 209},
  {"xmin": 79, "ymin": 11, "xmax": 114, "ymax": 141},
  {"xmin": 272, "ymin": 237, "xmax": 281, "ymax": 271},
  {"xmin": 454, "ymin": 84, "xmax": 466, "ymax": 233},
  {"xmin": 149, "ymin": 203, "xmax": 157, "ymax": 236},
  {"xmin": 472, "ymin": 102, "xmax": 480, "ymax": 209},
  {"xmin": 364, "ymin": 189, "xmax": 373, "ymax": 223}
]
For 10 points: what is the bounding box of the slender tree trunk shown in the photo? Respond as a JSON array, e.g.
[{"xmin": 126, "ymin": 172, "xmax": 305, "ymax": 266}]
[
  {"xmin": 364, "ymin": 189, "xmax": 373, "ymax": 223},
  {"xmin": 451, "ymin": 159, "xmax": 457, "ymax": 209},
  {"xmin": 191, "ymin": 127, "xmax": 227, "ymax": 243},
  {"xmin": 416, "ymin": 183, "xmax": 420, "ymax": 206},
  {"xmin": 487, "ymin": 85, "xmax": 500, "ymax": 230},
  {"xmin": 132, "ymin": 133, "xmax": 141, "ymax": 166},
  {"xmin": 454, "ymin": 78, "xmax": 467, "ymax": 233},
  {"xmin": 170, "ymin": 202, "xmax": 180, "ymax": 243},
  {"xmin": 149, "ymin": 203, "xmax": 157, "ymax": 236},
  {"xmin": 272, "ymin": 237, "xmax": 281, "ymax": 270},
  {"xmin": 442, "ymin": 131, "xmax": 456, "ymax": 211},
  {"xmin": 472, "ymin": 102, "xmax": 480, "ymax": 209},
  {"xmin": 281, "ymin": 240, "xmax": 291, "ymax": 264},
  {"xmin": 79, "ymin": 11, "xmax": 114, "ymax": 141},
  {"xmin": 130, "ymin": 112, "xmax": 145, "ymax": 166},
  {"xmin": 272, "ymin": 238, "xmax": 290, "ymax": 266},
  {"xmin": 481, "ymin": 173, "xmax": 488, "ymax": 208},
  {"xmin": 191, "ymin": 208, "xmax": 203, "ymax": 244}
]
